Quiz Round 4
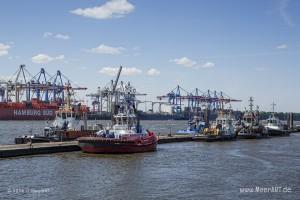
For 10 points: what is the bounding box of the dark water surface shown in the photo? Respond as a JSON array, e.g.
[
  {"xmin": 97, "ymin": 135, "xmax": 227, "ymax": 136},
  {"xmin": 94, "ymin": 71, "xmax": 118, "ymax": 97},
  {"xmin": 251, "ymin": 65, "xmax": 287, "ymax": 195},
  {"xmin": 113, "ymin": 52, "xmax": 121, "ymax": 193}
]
[{"xmin": 0, "ymin": 121, "xmax": 300, "ymax": 200}]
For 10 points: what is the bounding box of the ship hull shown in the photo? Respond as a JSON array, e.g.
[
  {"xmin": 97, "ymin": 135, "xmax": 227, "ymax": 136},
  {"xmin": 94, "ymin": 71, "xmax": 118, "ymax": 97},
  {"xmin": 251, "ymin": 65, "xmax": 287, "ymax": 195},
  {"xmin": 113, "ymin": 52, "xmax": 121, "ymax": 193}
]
[
  {"xmin": 15, "ymin": 130, "xmax": 97, "ymax": 144},
  {"xmin": 237, "ymin": 127, "xmax": 268, "ymax": 139},
  {"xmin": 193, "ymin": 134, "xmax": 236, "ymax": 142},
  {"xmin": 237, "ymin": 133, "xmax": 268, "ymax": 139},
  {"xmin": 0, "ymin": 108, "xmax": 56, "ymax": 120},
  {"xmin": 78, "ymin": 136, "xmax": 158, "ymax": 154},
  {"xmin": 267, "ymin": 129, "xmax": 290, "ymax": 136}
]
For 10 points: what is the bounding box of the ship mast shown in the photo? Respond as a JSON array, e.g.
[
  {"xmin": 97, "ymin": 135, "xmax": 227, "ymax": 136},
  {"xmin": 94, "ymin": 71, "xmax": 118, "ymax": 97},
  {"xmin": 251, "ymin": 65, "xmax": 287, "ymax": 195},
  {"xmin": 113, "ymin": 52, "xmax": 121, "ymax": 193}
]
[
  {"xmin": 249, "ymin": 97, "xmax": 254, "ymax": 112},
  {"xmin": 66, "ymin": 81, "xmax": 72, "ymax": 111},
  {"xmin": 271, "ymin": 101, "xmax": 276, "ymax": 113}
]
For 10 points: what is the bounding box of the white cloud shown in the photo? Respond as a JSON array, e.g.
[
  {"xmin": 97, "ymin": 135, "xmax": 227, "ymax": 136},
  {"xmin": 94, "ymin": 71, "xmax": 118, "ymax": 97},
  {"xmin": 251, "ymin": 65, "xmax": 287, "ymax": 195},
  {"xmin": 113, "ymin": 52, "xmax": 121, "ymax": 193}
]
[
  {"xmin": 43, "ymin": 32, "xmax": 53, "ymax": 38},
  {"xmin": 0, "ymin": 43, "xmax": 10, "ymax": 56},
  {"xmin": 31, "ymin": 54, "xmax": 65, "ymax": 64},
  {"xmin": 70, "ymin": 0, "xmax": 135, "ymax": 19},
  {"xmin": 279, "ymin": 0, "xmax": 294, "ymax": 27},
  {"xmin": 98, "ymin": 67, "xmax": 142, "ymax": 76},
  {"xmin": 171, "ymin": 57, "xmax": 215, "ymax": 69},
  {"xmin": 88, "ymin": 44, "xmax": 125, "ymax": 55},
  {"xmin": 43, "ymin": 32, "xmax": 70, "ymax": 40},
  {"xmin": 171, "ymin": 57, "xmax": 197, "ymax": 67},
  {"xmin": 54, "ymin": 34, "xmax": 70, "ymax": 40},
  {"xmin": 122, "ymin": 67, "xmax": 142, "ymax": 76},
  {"xmin": 276, "ymin": 44, "xmax": 288, "ymax": 49},
  {"xmin": 201, "ymin": 62, "xmax": 215, "ymax": 68},
  {"xmin": 147, "ymin": 68, "xmax": 160, "ymax": 76}
]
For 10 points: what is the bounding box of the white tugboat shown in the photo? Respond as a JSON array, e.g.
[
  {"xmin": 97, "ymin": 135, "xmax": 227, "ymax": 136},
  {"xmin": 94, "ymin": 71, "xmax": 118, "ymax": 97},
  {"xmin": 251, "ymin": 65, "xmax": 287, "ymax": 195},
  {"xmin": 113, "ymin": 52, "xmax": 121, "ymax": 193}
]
[
  {"xmin": 15, "ymin": 87, "xmax": 97, "ymax": 144},
  {"xmin": 193, "ymin": 106, "xmax": 237, "ymax": 142},
  {"xmin": 238, "ymin": 97, "xmax": 267, "ymax": 139},
  {"xmin": 265, "ymin": 102, "xmax": 289, "ymax": 136}
]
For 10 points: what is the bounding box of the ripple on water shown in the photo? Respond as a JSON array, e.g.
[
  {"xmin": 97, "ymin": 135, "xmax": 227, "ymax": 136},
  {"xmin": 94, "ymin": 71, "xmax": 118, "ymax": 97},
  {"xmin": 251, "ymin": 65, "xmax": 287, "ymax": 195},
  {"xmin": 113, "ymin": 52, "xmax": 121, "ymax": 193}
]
[{"xmin": 0, "ymin": 125, "xmax": 300, "ymax": 200}]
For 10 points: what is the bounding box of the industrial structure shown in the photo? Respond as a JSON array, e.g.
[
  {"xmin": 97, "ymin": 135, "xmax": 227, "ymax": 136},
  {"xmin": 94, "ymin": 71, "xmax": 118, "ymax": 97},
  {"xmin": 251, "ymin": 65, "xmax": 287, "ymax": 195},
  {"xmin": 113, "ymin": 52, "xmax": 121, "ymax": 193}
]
[
  {"xmin": 0, "ymin": 65, "xmax": 87, "ymax": 120},
  {"xmin": 157, "ymin": 85, "xmax": 241, "ymax": 114},
  {"xmin": 86, "ymin": 83, "xmax": 241, "ymax": 119},
  {"xmin": 86, "ymin": 71, "xmax": 148, "ymax": 114}
]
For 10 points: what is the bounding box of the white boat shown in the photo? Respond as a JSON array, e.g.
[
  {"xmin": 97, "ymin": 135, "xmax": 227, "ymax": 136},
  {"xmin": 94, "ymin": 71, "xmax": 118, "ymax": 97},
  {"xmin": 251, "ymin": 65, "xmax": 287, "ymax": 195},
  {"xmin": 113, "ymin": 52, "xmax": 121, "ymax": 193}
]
[
  {"xmin": 15, "ymin": 91, "xmax": 97, "ymax": 144},
  {"xmin": 238, "ymin": 97, "xmax": 267, "ymax": 139},
  {"xmin": 194, "ymin": 108, "xmax": 237, "ymax": 141},
  {"xmin": 177, "ymin": 115, "xmax": 205, "ymax": 135},
  {"xmin": 265, "ymin": 102, "xmax": 289, "ymax": 136}
]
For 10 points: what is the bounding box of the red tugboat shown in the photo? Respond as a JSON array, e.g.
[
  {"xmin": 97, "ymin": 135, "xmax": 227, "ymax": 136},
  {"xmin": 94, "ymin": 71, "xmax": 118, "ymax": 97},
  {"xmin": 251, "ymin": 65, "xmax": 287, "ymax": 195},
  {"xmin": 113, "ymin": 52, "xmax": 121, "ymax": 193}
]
[
  {"xmin": 78, "ymin": 66, "xmax": 158, "ymax": 154},
  {"xmin": 78, "ymin": 113, "xmax": 158, "ymax": 153}
]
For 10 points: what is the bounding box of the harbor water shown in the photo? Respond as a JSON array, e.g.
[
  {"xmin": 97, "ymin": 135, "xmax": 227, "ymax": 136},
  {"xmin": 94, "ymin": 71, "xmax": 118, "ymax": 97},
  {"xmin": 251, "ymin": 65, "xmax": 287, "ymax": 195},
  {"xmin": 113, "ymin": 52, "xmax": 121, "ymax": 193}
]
[
  {"xmin": 0, "ymin": 120, "xmax": 187, "ymax": 145},
  {"xmin": 0, "ymin": 121, "xmax": 300, "ymax": 200}
]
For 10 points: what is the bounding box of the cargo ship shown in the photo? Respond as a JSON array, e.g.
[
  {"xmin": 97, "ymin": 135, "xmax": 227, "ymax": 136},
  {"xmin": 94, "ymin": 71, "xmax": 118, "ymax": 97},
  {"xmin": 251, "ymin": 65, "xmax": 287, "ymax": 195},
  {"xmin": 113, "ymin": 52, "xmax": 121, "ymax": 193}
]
[
  {"xmin": 0, "ymin": 65, "xmax": 86, "ymax": 120},
  {"xmin": 0, "ymin": 99, "xmax": 58, "ymax": 120}
]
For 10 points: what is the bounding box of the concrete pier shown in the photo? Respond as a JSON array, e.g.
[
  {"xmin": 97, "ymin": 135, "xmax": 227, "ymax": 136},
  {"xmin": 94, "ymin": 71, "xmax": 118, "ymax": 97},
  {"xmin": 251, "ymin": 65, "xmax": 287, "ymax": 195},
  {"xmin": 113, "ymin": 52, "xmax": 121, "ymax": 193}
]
[
  {"xmin": 0, "ymin": 141, "xmax": 80, "ymax": 158},
  {"xmin": 0, "ymin": 135, "xmax": 193, "ymax": 158}
]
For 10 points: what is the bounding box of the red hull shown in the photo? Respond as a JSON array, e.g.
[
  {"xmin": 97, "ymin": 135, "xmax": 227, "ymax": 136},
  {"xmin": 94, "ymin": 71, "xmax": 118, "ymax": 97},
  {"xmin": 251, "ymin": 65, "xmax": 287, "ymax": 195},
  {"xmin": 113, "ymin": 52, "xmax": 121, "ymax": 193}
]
[
  {"xmin": 78, "ymin": 134, "xmax": 158, "ymax": 154},
  {"xmin": 0, "ymin": 107, "xmax": 56, "ymax": 120}
]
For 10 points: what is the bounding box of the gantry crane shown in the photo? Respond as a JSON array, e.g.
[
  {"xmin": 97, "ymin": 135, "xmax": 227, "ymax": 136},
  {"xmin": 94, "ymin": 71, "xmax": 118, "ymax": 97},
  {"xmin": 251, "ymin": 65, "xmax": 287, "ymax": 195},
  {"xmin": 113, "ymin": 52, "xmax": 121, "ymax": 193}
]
[{"xmin": 157, "ymin": 85, "xmax": 241, "ymax": 113}]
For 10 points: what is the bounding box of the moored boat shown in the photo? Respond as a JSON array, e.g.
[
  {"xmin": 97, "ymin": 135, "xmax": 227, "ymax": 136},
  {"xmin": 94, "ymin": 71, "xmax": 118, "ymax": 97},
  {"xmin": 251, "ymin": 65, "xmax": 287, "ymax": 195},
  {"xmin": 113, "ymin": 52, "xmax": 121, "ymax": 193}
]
[
  {"xmin": 237, "ymin": 97, "xmax": 268, "ymax": 139},
  {"xmin": 193, "ymin": 108, "xmax": 237, "ymax": 142},
  {"xmin": 78, "ymin": 118, "xmax": 158, "ymax": 154},
  {"xmin": 15, "ymin": 89, "xmax": 97, "ymax": 144},
  {"xmin": 177, "ymin": 114, "xmax": 205, "ymax": 135},
  {"xmin": 78, "ymin": 66, "xmax": 158, "ymax": 154},
  {"xmin": 264, "ymin": 102, "xmax": 289, "ymax": 136},
  {"xmin": 78, "ymin": 106, "xmax": 158, "ymax": 154}
]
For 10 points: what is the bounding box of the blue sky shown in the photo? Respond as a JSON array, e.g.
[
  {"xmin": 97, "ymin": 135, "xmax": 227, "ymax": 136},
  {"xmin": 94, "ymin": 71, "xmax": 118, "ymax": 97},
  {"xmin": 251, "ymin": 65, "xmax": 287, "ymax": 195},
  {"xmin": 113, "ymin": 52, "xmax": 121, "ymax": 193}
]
[{"xmin": 0, "ymin": 0, "xmax": 299, "ymax": 112}]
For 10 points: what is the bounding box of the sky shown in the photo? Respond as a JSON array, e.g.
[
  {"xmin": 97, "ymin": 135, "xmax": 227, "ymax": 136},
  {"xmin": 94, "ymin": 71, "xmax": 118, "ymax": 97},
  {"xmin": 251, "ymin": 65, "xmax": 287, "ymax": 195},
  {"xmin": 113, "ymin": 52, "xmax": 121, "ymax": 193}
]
[{"xmin": 0, "ymin": 0, "xmax": 299, "ymax": 112}]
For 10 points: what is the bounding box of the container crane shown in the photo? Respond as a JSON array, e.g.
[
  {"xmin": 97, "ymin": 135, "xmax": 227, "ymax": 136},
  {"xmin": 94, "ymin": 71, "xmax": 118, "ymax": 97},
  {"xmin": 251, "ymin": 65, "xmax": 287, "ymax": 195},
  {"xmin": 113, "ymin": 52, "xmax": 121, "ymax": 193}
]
[{"xmin": 157, "ymin": 85, "xmax": 241, "ymax": 113}]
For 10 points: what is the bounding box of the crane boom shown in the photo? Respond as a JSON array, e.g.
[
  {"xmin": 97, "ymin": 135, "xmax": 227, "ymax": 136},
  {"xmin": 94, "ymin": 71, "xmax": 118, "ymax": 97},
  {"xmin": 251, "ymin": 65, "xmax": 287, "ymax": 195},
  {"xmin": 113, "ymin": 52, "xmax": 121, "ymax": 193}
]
[{"xmin": 112, "ymin": 66, "xmax": 122, "ymax": 94}]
